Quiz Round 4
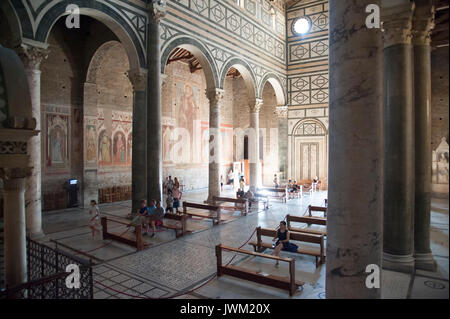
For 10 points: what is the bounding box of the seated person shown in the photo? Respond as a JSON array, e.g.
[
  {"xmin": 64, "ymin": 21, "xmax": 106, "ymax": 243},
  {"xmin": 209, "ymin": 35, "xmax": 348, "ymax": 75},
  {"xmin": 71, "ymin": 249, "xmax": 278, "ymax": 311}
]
[
  {"xmin": 287, "ymin": 179, "xmax": 293, "ymax": 192},
  {"xmin": 312, "ymin": 176, "xmax": 320, "ymax": 190},
  {"xmin": 272, "ymin": 221, "xmax": 299, "ymax": 266},
  {"xmin": 147, "ymin": 200, "xmax": 162, "ymax": 238},
  {"xmin": 244, "ymin": 189, "xmax": 255, "ymax": 208},
  {"xmin": 131, "ymin": 200, "xmax": 150, "ymax": 233},
  {"xmin": 236, "ymin": 188, "xmax": 245, "ymax": 199}
]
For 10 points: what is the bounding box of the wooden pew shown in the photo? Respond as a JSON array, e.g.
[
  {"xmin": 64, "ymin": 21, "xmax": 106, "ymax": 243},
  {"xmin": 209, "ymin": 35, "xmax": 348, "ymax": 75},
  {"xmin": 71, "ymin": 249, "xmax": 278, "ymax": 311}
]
[
  {"xmin": 248, "ymin": 227, "xmax": 325, "ymax": 267},
  {"xmin": 101, "ymin": 217, "xmax": 144, "ymax": 251},
  {"xmin": 257, "ymin": 187, "xmax": 288, "ymax": 203},
  {"xmin": 213, "ymin": 196, "xmax": 249, "ymax": 215},
  {"xmin": 286, "ymin": 214, "xmax": 327, "ymax": 236},
  {"xmin": 183, "ymin": 202, "xmax": 221, "ymax": 226},
  {"xmin": 162, "ymin": 213, "xmax": 189, "ymax": 238},
  {"xmin": 307, "ymin": 205, "xmax": 327, "ymax": 218},
  {"xmin": 215, "ymin": 244, "xmax": 304, "ymax": 296}
]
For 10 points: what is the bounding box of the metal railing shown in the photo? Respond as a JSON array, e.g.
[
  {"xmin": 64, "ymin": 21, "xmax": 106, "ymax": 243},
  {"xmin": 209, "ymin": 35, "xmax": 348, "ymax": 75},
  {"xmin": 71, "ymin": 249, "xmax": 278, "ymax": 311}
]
[{"xmin": 0, "ymin": 238, "xmax": 93, "ymax": 299}]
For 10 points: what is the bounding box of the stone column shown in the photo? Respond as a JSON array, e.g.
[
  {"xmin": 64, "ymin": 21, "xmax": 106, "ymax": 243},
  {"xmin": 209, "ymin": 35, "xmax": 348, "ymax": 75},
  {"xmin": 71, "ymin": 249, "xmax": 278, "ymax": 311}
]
[
  {"xmin": 17, "ymin": 44, "xmax": 49, "ymax": 238},
  {"xmin": 382, "ymin": 3, "xmax": 416, "ymax": 273},
  {"xmin": 1, "ymin": 169, "xmax": 30, "ymax": 287},
  {"xmin": 147, "ymin": 2, "xmax": 166, "ymax": 203},
  {"xmin": 128, "ymin": 70, "xmax": 148, "ymax": 213},
  {"xmin": 413, "ymin": 2, "xmax": 437, "ymax": 271},
  {"xmin": 326, "ymin": 0, "xmax": 383, "ymax": 299},
  {"xmin": 206, "ymin": 89, "xmax": 224, "ymax": 202},
  {"xmin": 249, "ymin": 99, "xmax": 263, "ymax": 191},
  {"xmin": 275, "ymin": 106, "xmax": 288, "ymax": 180}
]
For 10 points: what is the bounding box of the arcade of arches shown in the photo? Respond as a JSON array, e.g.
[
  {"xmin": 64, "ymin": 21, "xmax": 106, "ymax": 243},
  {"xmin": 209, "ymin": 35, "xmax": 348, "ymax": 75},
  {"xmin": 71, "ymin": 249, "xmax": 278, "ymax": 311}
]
[{"xmin": 0, "ymin": 0, "xmax": 448, "ymax": 299}]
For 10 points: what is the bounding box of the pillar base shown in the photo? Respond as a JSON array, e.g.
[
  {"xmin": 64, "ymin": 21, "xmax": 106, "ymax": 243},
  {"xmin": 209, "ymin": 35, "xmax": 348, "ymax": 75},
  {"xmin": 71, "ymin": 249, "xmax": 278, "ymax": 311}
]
[
  {"xmin": 414, "ymin": 252, "xmax": 437, "ymax": 272},
  {"xmin": 383, "ymin": 252, "xmax": 415, "ymax": 273},
  {"xmin": 28, "ymin": 230, "xmax": 45, "ymax": 240}
]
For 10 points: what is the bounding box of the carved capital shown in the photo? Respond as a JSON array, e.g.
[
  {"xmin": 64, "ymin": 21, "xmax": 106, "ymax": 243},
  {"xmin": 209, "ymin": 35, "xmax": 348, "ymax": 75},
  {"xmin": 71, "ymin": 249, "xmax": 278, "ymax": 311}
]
[
  {"xmin": 382, "ymin": 3, "xmax": 415, "ymax": 48},
  {"xmin": 127, "ymin": 69, "xmax": 147, "ymax": 91},
  {"xmin": 0, "ymin": 168, "xmax": 31, "ymax": 184},
  {"xmin": 274, "ymin": 106, "xmax": 288, "ymax": 119},
  {"xmin": 412, "ymin": 4, "xmax": 435, "ymax": 46},
  {"xmin": 250, "ymin": 99, "xmax": 263, "ymax": 113},
  {"xmin": 149, "ymin": 1, "xmax": 167, "ymax": 23},
  {"xmin": 16, "ymin": 44, "xmax": 49, "ymax": 71},
  {"xmin": 206, "ymin": 89, "xmax": 225, "ymax": 107}
]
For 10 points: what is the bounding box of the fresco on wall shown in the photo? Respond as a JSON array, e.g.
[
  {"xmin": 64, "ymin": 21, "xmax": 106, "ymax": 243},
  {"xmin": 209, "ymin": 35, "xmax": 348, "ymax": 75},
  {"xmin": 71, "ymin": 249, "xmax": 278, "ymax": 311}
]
[
  {"xmin": 46, "ymin": 114, "xmax": 69, "ymax": 169},
  {"xmin": 98, "ymin": 130, "xmax": 112, "ymax": 165},
  {"xmin": 113, "ymin": 131, "xmax": 127, "ymax": 164},
  {"xmin": 86, "ymin": 124, "xmax": 97, "ymax": 163},
  {"xmin": 127, "ymin": 133, "xmax": 132, "ymax": 164}
]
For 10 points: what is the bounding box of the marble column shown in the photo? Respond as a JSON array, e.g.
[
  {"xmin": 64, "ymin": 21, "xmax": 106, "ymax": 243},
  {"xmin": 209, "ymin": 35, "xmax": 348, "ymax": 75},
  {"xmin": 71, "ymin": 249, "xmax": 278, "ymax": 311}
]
[
  {"xmin": 206, "ymin": 89, "xmax": 224, "ymax": 202},
  {"xmin": 326, "ymin": 0, "xmax": 383, "ymax": 299},
  {"xmin": 1, "ymin": 169, "xmax": 30, "ymax": 287},
  {"xmin": 275, "ymin": 106, "xmax": 288, "ymax": 180},
  {"xmin": 249, "ymin": 99, "xmax": 263, "ymax": 191},
  {"xmin": 17, "ymin": 44, "xmax": 49, "ymax": 238},
  {"xmin": 413, "ymin": 2, "xmax": 437, "ymax": 271},
  {"xmin": 382, "ymin": 3, "xmax": 416, "ymax": 273},
  {"xmin": 146, "ymin": 2, "xmax": 166, "ymax": 203},
  {"xmin": 128, "ymin": 70, "xmax": 148, "ymax": 213}
]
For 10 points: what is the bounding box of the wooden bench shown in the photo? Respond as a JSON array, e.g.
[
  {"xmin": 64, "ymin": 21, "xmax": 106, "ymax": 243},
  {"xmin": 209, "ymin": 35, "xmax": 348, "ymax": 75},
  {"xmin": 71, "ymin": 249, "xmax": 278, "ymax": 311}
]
[
  {"xmin": 248, "ymin": 227, "xmax": 325, "ymax": 267},
  {"xmin": 183, "ymin": 202, "xmax": 221, "ymax": 226},
  {"xmin": 306, "ymin": 205, "xmax": 327, "ymax": 218},
  {"xmin": 215, "ymin": 244, "xmax": 304, "ymax": 296},
  {"xmin": 101, "ymin": 217, "xmax": 144, "ymax": 251},
  {"xmin": 162, "ymin": 213, "xmax": 189, "ymax": 238},
  {"xmin": 286, "ymin": 214, "xmax": 327, "ymax": 236},
  {"xmin": 213, "ymin": 196, "xmax": 249, "ymax": 216},
  {"xmin": 257, "ymin": 187, "xmax": 288, "ymax": 203}
]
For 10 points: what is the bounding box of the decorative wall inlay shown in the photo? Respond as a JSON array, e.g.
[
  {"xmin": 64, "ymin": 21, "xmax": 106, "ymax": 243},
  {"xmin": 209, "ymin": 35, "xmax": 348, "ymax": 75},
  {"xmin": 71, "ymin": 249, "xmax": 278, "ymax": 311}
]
[{"xmin": 0, "ymin": 141, "xmax": 28, "ymax": 155}]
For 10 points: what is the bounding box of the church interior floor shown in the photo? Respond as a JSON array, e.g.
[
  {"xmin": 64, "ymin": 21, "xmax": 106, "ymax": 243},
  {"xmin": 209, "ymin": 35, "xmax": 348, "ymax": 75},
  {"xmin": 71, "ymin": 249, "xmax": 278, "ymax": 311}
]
[{"xmin": 38, "ymin": 189, "xmax": 448, "ymax": 299}]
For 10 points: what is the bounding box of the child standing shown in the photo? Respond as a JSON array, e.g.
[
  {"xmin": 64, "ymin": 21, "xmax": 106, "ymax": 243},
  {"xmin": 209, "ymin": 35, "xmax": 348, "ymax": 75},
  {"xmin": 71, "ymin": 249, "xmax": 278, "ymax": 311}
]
[
  {"xmin": 172, "ymin": 186, "xmax": 182, "ymax": 214},
  {"xmin": 89, "ymin": 200, "xmax": 101, "ymax": 239}
]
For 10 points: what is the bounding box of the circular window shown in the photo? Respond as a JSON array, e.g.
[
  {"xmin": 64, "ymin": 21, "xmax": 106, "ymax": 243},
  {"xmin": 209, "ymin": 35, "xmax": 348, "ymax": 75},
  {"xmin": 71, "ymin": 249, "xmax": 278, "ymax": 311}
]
[{"xmin": 292, "ymin": 17, "xmax": 311, "ymax": 35}]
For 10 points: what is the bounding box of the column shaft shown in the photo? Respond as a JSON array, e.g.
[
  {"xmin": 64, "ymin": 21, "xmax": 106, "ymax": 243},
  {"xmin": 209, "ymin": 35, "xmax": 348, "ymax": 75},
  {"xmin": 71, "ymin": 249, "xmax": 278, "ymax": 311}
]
[
  {"xmin": 382, "ymin": 3, "xmax": 415, "ymax": 273},
  {"xmin": 249, "ymin": 100, "xmax": 262, "ymax": 191},
  {"xmin": 207, "ymin": 89, "xmax": 224, "ymax": 202},
  {"xmin": 147, "ymin": 11, "xmax": 164, "ymax": 203},
  {"xmin": 413, "ymin": 3, "xmax": 436, "ymax": 271},
  {"xmin": 326, "ymin": 0, "xmax": 383, "ymax": 299},
  {"xmin": 3, "ymin": 178, "xmax": 27, "ymax": 287},
  {"xmin": 276, "ymin": 106, "xmax": 288, "ymax": 180},
  {"xmin": 129, "ymin": 70, "xmax": 147, "ymax": 212}
]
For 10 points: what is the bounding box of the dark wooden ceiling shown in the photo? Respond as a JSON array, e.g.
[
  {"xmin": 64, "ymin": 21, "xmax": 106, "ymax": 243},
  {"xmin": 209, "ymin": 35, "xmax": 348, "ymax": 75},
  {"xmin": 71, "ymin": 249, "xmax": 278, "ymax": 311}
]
[{"xmin": 433, "ymin": 0, "xmax": 449, "ymax": 47}]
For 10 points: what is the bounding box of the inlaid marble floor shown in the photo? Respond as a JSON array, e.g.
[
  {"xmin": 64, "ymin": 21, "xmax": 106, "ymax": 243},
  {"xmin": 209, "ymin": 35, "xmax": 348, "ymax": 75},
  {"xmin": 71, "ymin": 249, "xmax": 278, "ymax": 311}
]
[{"xmin": 39, "ymin": 189, "xmax": 448, "ymax": 299}]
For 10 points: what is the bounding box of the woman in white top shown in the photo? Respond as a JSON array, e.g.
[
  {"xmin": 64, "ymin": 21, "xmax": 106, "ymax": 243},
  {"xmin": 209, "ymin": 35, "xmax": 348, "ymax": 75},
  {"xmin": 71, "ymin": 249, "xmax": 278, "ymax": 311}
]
[{"xmin": 89, "ymin": 200, "xmax": 101, "ymax": 239}]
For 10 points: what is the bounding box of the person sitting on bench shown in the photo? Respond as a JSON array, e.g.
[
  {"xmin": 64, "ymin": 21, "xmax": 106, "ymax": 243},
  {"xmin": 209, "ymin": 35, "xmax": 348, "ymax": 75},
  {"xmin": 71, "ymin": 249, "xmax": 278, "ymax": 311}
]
[
  {"xmin": 131, "ymin": 199, "xmax": 150, "ymax": 233},
  {"xmin": 237, "ymin": 188, "xmax": 245, "ymax": 199},
  {"xmin": 147, "ymin": 200, "xmax": 165, "ymax": 238},
  {"xmin": 245, "ymin": 189, "xmax": 255, "ymax": 208},
  {"xmin": 272, "ymin": 221, "xmax": 299, "ymax": 267},
  {"xmin": 166, "ymin": 189, "xmax": 174, "ymax": 214}
]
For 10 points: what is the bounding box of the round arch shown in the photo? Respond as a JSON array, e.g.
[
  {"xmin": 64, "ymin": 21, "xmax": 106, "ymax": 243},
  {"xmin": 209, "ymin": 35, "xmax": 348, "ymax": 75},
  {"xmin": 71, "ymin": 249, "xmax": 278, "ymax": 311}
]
[
  {"xmin": 86, "ymin": 41, "xmax": 125, "ymax": 84},
  {"xmin": 0, "ymin": 1, "xmax": 23, "ymax": 47},
  {"xmin": 161, "ymin": 36, "xmax": 219, "ymax": 91},
  {"xmin": 220, "ymin": 58, "xmax": 257, "ymax": 102},
  {"xmin": 33, "ymin": 3, "xmax": 144, "ymax": 71},
  {"xmin": 291, "ymin": 118, "xmax": 328, "ymax": 136},
  {"xmin": 259, "ymin": 73, "xmax": 287, "ymax": 106}
]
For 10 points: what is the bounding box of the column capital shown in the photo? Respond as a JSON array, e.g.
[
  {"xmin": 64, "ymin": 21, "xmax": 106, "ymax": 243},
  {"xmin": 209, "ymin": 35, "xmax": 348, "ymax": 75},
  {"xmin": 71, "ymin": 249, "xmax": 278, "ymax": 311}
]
[
  {"xmin": 16, "ymin": 44, "xmax": 49, "ymax": 71},
  {"xmin": 274, "ymin": 105, "xmax": 288, "ymax": 119},
  {"xmin": 412, "ymin": 4, "xmax": 435, "ymax": 46},
  {"xmin": 249, "ymin": 98, "xmax": 263, "ymax": 113},
  {"xmin": 206, "ymin": 88, "xmax": 225, "ymax": 106},
  {"xmin": 382, "ymin": 3, "xmax": 415, "ymax": 48},
  {"xmin": 127, "ymin": 69, "xmax": 148, "ymax": 91},
  {"xmin": 0, "ymin": 168, "xmax": 31, "ymax": 184},
  {"xmin": 149, "ymin": 0, "xmax": 167, "ymax": 23}
]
